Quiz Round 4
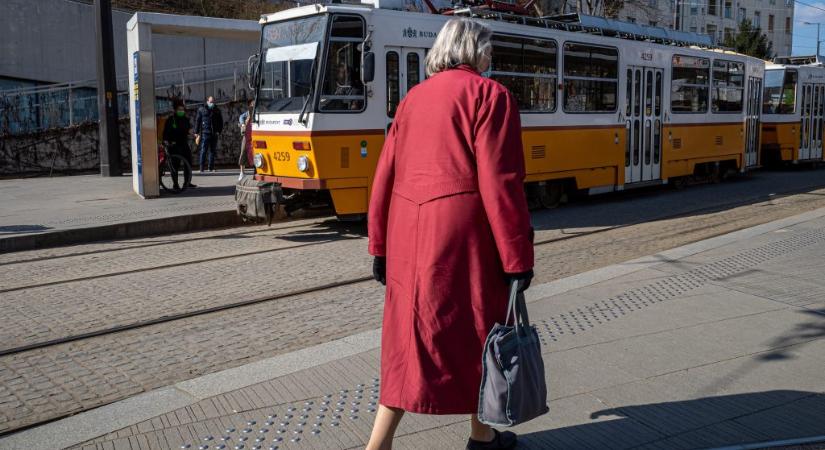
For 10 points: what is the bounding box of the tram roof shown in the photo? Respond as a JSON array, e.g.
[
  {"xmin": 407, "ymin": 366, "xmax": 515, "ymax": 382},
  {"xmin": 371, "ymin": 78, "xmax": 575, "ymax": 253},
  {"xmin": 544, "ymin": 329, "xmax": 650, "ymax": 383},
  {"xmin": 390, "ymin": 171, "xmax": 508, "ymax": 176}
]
[{"xmin": 260, "ymin": 4, "xmax": 755, "ymax": 60}]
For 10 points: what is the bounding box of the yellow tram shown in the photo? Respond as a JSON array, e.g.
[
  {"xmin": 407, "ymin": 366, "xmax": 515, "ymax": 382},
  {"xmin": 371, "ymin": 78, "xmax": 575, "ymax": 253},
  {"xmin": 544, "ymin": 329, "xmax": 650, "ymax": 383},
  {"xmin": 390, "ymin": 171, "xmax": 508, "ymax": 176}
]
[
  {"xmin": 761, "ymin": 57, "xmax": 825, "ymax": 165},
  {"xmin": 247, "ymin": 4, "xmax": 765, "ymax": 217}
]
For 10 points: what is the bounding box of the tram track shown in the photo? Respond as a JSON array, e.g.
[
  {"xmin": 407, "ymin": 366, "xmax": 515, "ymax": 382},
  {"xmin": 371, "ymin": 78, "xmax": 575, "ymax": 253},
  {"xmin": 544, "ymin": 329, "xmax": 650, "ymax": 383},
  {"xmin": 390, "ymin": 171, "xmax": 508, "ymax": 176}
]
[
  {"xmin": 0, "ymin": 236, "xmax": 360, "ymax": 294},
  {"xmin": 2, "ymin": 179, "xmax": 824, "ymax": 359}
]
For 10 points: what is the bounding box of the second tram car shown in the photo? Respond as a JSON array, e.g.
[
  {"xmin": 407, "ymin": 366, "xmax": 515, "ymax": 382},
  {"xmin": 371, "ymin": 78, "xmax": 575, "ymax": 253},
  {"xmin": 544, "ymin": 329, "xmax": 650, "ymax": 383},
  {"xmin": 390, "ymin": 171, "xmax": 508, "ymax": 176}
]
[
  {"xmin": 761, "ymin": 58, "xmax": 825, "ymax": 165},
  {"xmin": 247, "ymin": 4, "xmax": 765, "ymax": 217}
]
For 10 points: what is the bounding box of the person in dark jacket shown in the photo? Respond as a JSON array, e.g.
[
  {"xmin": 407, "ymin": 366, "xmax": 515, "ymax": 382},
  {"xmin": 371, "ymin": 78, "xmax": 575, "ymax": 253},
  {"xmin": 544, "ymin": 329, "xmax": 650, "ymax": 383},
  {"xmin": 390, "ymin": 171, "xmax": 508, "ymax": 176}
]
[
  {"xmin": 162, "ymin": 100, "xmax": 196, "ymax": 188},
  {"xmin": 194, "ymin": 96, "xmax": 224, "ymax": 172}
]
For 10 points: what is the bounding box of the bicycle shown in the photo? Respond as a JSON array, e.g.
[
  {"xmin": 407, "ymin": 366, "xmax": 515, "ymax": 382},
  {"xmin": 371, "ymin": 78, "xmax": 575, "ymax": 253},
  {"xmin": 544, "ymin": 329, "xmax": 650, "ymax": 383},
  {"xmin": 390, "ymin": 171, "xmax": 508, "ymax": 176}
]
[{"xmin": 158, "ymin": 142, "xmax": 192, "ymax": 194}]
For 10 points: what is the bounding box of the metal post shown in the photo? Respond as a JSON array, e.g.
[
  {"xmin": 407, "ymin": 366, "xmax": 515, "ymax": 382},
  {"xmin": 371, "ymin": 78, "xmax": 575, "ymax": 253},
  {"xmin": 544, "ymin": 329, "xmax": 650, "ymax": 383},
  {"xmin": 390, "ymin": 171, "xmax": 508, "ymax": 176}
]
[
  {"xmin": 817, "ymin": 23, "xmax": 821, "ymax": 63},
  {"xmin": 94, "ymin": 0, "xmax": 122, "ymax": 176}
]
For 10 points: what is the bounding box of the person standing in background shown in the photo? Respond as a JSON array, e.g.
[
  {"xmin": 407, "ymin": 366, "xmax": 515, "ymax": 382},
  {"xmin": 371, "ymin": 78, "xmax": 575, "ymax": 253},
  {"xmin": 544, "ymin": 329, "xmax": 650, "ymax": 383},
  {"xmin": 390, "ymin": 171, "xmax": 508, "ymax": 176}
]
[
  {"xmin": 194, "ymin": 96, "xmax": 224, "ymax": 173},
  {"xmin": 238, "ymin": 99, "xmax": 254, "ymax": 172},
  {"xmin": 162, "ymin": 100, "xmax": 197, "ymax": 188}
]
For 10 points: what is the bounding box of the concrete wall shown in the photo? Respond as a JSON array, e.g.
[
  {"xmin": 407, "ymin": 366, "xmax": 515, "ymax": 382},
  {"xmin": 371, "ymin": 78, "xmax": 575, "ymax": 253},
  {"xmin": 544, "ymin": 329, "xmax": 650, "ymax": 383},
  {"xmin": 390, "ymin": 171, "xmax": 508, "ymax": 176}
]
[
  {"xmin": 0, "ymin": 0, "xmax": 258, "ymax": 86},
  {"xmin": 0, "ymin": 100, "xmax": 248, "ymax": 176}
]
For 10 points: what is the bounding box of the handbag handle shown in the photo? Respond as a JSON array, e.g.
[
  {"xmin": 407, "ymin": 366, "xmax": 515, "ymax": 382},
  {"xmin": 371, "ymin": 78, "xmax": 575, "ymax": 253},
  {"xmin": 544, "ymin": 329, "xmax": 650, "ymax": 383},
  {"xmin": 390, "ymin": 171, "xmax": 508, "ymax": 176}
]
[{"xmin": 504, "ymin": 280, "xmax": 531, "ymax": 331}]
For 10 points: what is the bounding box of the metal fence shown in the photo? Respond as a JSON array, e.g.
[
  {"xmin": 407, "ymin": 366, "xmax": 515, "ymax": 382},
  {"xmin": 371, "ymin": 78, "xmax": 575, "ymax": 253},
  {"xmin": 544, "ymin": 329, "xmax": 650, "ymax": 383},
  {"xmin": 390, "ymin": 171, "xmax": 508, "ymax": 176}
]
[{"xmin": 0, "ymin": 59, "xmax": 253, "ymax": 136}]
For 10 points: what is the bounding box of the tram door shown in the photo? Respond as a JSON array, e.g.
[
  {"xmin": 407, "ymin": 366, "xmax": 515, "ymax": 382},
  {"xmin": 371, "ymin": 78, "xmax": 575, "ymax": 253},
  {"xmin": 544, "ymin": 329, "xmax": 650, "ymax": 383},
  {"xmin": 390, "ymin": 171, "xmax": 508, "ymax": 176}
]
[
  {"xmin": 625, "ymin": 66, "xmax": 664, "ymax": 184},
  {"xmin": 384, "ymin": 47, "xmax": 426, "ymax": 132},
  {"xmin": 799, "ymin": 83, "xmax": 824, "ymax": 160},
  {"xmin": 744, "ymin": 76, "xmax": 763, "ymax": 167}
]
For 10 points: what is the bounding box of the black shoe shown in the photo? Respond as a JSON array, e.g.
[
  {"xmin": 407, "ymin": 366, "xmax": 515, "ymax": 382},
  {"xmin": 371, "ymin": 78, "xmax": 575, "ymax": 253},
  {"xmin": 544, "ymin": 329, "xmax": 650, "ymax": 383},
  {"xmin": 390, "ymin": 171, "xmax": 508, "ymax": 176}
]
[
  {"xmin": 466, "ymin": 429, "xmax": 517, "ymax": 450},
  {"xmin": 186, "ymin": 183, "xmax": 197, "ymax": 188}
]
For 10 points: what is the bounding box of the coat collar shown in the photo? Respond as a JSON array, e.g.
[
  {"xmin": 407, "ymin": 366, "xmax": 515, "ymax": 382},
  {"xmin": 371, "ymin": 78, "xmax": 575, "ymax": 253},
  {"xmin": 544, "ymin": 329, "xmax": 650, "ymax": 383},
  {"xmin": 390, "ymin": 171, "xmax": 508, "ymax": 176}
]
[{"xmin": 451, "ymin": 64, "xmax": 480, "ymax": 75}]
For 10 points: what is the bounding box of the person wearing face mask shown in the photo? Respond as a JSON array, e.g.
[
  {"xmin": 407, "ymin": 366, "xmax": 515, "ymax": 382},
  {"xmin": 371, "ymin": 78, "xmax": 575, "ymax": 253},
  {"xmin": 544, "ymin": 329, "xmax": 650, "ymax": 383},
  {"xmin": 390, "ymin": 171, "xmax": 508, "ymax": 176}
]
[
  {"xmin": 162, "ymin": 99, "xmax": 197, "ymax": 188},
  {"xmin": 194, "ymin": 96, "xmax": 224, "ymax": 173}
]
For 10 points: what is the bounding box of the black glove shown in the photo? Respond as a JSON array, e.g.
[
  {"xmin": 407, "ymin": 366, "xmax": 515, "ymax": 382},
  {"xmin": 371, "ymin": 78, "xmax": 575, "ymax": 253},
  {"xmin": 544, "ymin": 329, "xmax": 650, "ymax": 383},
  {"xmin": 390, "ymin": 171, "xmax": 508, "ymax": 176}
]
[
  {"xmin": 505, "ymin": 269, "xmax": 534, "ymax": 292},
  {"xmin": 373, "ymin": 256, "xmax": 386, "ymax": 286}
]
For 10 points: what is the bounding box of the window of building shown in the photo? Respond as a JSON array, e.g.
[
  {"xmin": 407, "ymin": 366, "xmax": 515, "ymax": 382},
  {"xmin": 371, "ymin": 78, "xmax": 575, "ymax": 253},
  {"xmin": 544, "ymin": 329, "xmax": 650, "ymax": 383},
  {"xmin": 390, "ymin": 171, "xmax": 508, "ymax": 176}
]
[
  {"xmin": 724, "ymin": 28, "xmax": 734, "ymax": 41},
  {"xmin": 724, "ymin": 1, "xmax": 732, "ymax": 18},
  {"xmin": 738, "ymin": 7, "xmax": 746, "ymax": 21},
  {"xmin": 690, "ymin": 26, "xmax": 698, "ymax": 32},
  {"xmin": 649, "ymin": 20, "xmax": 658, "ymax": 26},
  {"xmin": 691, "ymin": 5, "xmax": 698, "ymax": 15},
  {"xmin": 768, "ymin": 15, "xmax": 774, "ymax": 32},
  {"xmin": 762, "ymin": 69, "xmax": 797, "ymax": 114},
  {"xmin": 563, "ymin": 43, "xmax": 619, "ymax": 113},
  {"xmin": 709, "ymin": 0, "xmax": 717, "ymax": 15},
  {"xmin": 785, "ymin": 17, "xmax": 791, "ymax": 34},
  {"xmin": 319, "ymin": 15, "xmax": 366, "ymax": 112},
  {"xmin": 648, "ymin": 0, "xmax": 658, "ymax": 7},
  {"xmin": 707, "ymin": 24, "xmax": 717, "ymax": 43},
  {"xmin": 627, "ymin": 16, "xmax": 637, "ymax": 23},
  {"xmin": 712, "ymin": 60, "xmax": 744, "ymax": 112},
  {"xmin": 489, "ymin": 34, "xmax": 557, "ymax": 112},
  {"xmin": 671, "ymin": 55, "xmax": 710, "ymax": 113},
  {"xmin": 754, "ymin": 11, "xmax": 761, "ymax": 28}
]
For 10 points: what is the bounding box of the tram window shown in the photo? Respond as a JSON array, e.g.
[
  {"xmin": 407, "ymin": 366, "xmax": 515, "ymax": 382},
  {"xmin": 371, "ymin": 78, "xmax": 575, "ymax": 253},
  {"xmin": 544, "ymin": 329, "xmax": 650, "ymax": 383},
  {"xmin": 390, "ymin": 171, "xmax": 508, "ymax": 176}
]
[
  {"xmin": 257, "ymin": 15, "xmax": 326, "ymax": 113},
  {"xmin": 671, "ymin": 55, "xmax": 709, "ymax": 113},
  {"xmin": 407, "ymin": 53, "xmax": 420, "ymax": 92},
  {"xmin": 319, "ymin": 15, "xmax": 366, "ymax": 112},
  {"xmin": 386, "ymin": 52, "xmax": 400, "ymax": 118},
  {"xmin": 489, "ymin": 34, "xmax": 557, "ymax": 112},
  {"xmin": 563, "ymin": 43, "xmax": 618, "ymax": 113},
  {"xmin": 625, "ymin": 69, "xmax": 632, "ymax": 116},
  {"xmin": 711, "ymin": 60, "xmax": 744, "ymax": 113},
  {"xmin": 655, "ymin": 72, "xmax": 662, "ymax": 116},
  {"xmin": 762, "ymin": 69, "xmax": 797, "ymax": 114}
]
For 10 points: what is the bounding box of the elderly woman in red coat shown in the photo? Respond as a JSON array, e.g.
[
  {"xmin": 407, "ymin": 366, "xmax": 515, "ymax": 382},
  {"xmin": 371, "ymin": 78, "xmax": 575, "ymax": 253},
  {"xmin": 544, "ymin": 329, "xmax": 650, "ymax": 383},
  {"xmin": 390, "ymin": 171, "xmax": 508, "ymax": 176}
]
[{"xmin": 366, "ymin": 18, "xmax": 534, "ymax": 450}]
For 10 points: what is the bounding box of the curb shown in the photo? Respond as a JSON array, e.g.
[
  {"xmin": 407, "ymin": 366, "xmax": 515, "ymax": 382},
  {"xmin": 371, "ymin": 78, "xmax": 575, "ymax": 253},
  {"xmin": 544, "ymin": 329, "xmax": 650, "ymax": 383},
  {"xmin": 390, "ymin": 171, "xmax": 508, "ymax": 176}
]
[{"xmin": 0, "ymin": 210, "xmax": 244, "ymax": 252}]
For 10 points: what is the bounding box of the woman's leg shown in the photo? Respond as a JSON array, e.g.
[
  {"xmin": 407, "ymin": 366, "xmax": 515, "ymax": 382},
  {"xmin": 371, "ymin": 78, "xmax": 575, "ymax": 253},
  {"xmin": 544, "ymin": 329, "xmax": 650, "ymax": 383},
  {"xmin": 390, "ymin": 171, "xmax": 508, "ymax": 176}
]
[
  {"xmin": 366, "ymin": 405, "xmax": 405, "ymax": 450},
  {"xmin": 469, "ymin": 415, "xmax": 495, "ymax": 442}
]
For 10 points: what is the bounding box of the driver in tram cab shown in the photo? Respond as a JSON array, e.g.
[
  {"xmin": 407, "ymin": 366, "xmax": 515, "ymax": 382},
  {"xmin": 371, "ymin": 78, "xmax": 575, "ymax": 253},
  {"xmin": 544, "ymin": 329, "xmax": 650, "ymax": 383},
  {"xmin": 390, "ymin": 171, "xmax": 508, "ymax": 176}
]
[{"xmin": 328, "ymin": 63, "xmax": 363, "ymax": 110}]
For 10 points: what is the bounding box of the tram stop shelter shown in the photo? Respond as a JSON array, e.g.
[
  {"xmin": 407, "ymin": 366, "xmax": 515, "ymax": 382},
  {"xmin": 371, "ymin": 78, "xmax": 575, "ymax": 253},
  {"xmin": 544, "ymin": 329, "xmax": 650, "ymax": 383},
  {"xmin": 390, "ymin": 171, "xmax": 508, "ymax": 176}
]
[{"xmin": 126, "ymin": 12, "xmax": 258, "ymax": 198}]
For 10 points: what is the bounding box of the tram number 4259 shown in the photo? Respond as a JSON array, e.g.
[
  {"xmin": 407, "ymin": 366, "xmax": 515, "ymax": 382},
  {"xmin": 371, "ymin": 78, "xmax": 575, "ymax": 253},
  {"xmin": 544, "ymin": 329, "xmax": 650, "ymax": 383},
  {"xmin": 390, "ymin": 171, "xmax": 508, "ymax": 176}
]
[{"xmin": 273, "ymin": 152, "xmax": 291, "ymax": 162}]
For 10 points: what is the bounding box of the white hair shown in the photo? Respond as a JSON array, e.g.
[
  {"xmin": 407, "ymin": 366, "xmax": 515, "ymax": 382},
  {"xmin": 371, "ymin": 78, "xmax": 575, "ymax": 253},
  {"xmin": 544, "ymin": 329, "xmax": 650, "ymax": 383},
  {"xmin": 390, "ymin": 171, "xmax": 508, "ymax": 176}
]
[{"xmin": 425, "ymin": 18, "xmax": 493, "ymax": 77}]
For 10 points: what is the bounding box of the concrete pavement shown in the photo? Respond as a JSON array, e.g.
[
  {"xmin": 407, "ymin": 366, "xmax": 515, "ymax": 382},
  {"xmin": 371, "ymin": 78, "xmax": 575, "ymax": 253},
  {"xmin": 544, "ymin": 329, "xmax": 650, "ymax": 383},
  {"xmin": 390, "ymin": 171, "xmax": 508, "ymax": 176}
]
[
  {"xmin": 3, "ymin": 205, "xmax": 825, "ymax": 449},
  {"xmin": 0, "ymin": 171, "xmax": 244, "ymax": 252}
]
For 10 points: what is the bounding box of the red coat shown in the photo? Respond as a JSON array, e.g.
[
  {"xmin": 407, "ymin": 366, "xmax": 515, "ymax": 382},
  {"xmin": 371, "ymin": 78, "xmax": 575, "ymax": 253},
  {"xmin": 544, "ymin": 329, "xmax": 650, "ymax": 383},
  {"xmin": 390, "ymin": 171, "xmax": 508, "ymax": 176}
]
[{"xmin": 368, "ymin": 65, "xmax": 534, "ymax": 414}]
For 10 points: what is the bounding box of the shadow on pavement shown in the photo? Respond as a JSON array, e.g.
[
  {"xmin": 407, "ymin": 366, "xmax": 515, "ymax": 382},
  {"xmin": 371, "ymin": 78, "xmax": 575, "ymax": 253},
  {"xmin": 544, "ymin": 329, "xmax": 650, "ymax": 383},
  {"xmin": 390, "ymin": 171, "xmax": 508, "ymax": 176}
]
[
  {"xmin": 274, "ymin": 219, "xmax": 367, "ymax": 243},
  {"xmin": 758, "ymin": 308, "xmax": 825, "ymax": 362},
  {"xmin": 519, "ymin": 390, "xmax": 825, "ymax": 449},
  {"xmin": 531, "ymin": 169, "xmax": 825, "ymax": 232}
]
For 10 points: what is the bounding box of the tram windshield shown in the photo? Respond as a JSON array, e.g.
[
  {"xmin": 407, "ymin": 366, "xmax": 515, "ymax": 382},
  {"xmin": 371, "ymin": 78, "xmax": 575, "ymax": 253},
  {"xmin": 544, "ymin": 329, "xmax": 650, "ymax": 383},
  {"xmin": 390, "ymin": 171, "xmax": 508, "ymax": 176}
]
[
  {"xmin": 257, "ymin": 14, "xmax": 366, "ymax": 115},
  {"xmin": 257, "ymin": 16, "xmax": 327, "ymax": 113},
  {"xmin": 762, "ymin": 69, "xmax": 797, "ymax": 114}
]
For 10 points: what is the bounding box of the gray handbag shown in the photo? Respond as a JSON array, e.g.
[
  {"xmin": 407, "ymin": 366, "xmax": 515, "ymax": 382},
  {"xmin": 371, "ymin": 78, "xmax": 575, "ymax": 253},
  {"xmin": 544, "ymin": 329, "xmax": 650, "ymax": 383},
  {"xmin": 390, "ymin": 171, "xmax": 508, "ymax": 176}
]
[{"xmin": 478, "ymin": 280, "xmax": 549, "ymax": 426}]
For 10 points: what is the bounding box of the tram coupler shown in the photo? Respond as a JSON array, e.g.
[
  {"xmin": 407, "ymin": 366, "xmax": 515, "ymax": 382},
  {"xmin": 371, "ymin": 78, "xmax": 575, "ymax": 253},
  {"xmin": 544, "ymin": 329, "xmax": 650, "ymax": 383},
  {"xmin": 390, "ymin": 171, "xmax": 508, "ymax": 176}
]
[{"xmin": 235, "ymin": 175, "xmax": 285, "ymax": 226}]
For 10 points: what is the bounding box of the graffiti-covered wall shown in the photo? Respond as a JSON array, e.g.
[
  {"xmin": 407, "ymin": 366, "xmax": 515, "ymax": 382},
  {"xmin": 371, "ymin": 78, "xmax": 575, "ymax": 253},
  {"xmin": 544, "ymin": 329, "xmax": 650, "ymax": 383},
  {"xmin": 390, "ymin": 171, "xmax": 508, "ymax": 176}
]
[{"xmin": 0, "ymin": 101, "xmax": 250, "ymax": 176}]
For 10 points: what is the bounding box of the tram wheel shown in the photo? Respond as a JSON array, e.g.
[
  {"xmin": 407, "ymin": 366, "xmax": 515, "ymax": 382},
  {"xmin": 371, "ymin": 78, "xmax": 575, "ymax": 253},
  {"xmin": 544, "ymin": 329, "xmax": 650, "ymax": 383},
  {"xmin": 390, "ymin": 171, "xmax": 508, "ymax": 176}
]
[{"xmin": 538, "ymin": 182, "xmax": 564, "ymax": 209}]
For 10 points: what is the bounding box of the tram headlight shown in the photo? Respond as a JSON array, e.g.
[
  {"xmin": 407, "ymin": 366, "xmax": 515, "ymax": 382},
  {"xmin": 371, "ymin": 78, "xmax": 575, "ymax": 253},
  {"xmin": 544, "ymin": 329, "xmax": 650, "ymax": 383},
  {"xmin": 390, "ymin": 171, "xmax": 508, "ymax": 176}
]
[
  {"xmin": 297, "ymin": 155, "xmax": 309, "ymax": 172},
  {"xmin": 253, "ymin": 153, "xmax": 264, "ymax": 169}
]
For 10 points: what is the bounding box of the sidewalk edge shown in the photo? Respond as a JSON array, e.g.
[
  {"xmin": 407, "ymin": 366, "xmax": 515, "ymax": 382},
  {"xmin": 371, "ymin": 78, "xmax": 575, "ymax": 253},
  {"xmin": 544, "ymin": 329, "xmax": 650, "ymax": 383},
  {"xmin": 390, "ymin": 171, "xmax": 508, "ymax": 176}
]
[{"xmin": 0, "ymin": 210, "xmax": 242, "ymax": 252}]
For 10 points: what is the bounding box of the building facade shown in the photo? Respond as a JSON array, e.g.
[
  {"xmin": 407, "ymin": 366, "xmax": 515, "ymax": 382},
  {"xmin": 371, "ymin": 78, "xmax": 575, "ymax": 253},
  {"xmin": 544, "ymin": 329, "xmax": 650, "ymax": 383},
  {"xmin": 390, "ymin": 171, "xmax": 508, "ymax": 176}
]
[{"xmin": 673, "ymin": 0, "xmax": 794, "ymax": 56}]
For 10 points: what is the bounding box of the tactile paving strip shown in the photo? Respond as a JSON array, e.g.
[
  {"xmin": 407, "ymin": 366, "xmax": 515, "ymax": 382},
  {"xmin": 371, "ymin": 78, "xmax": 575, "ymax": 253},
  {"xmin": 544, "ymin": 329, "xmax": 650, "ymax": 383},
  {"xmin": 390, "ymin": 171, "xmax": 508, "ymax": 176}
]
[{"xmin": 534, "ymin": 229, "xmax": 825, "ymax": 346}]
